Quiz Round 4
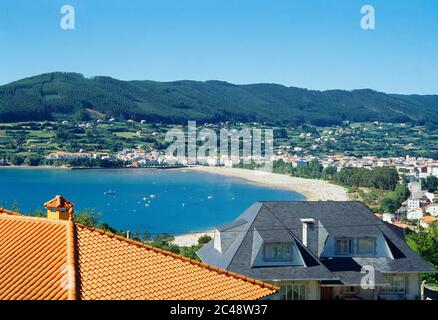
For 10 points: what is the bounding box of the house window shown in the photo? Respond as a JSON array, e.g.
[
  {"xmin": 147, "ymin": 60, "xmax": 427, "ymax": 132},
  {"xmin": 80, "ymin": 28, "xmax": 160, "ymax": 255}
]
[
  {"xmin": 357, "ymin": 238, "xmax": 376, "ymax": 255},
  {"xmin": 279, "ymin": 284, "xmax": 307, "ymax": 300},
  {"xmin": 381, "ymin": 275, "xmax": 406, "ymax": 293},
  {"xmin": 335, "ymin": 238, "xmax": 352, "ymax": 255},
  {"xmin": 343, "ymin": 286, "xmax": 359, "ymax": 294},
  {"xmin": 264, "ymin": 243, "xmax": 292, "ymax": 261}
]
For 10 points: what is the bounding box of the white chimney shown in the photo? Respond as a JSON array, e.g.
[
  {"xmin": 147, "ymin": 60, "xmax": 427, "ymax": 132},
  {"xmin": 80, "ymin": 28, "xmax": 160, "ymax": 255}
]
[
  {"xmin": 213, "ymin": 230, "xmax": 222, "ymax": 253},
  {"xmin": 300, "ymin": 218, "xmax": 315, "ymax": 247}
]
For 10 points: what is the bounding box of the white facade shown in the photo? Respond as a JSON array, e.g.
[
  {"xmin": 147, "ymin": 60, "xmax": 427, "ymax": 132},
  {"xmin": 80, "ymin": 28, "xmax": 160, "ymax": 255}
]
[
  {"xmin": 47, "ymin": 152, "xmax": 92, "ymax": 160},
  {"xmin": 425, "ymin": 204, "xmax": 438, "ymax": 217},
  {"xmin": 407, "ymin": 198, "xmax": 421, "ymax": 210},
  {"xmin": 408, "ymin": 181, "xmax": 422, "ymax": 193},
  {"xmin": 383, "ymin": 213, "xmax": 395, "ymax": 223},
  {"xmin": 407, "ymin": 209, "xmax": 424, "ymax": 220}
]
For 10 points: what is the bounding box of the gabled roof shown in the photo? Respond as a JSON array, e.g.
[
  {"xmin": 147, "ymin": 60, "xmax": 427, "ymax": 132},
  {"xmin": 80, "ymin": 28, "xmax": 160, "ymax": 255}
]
[
  {"xmin": 0, "ymin": 209, "xmax": 278, "ymax": 300},
  {"xmin": 197, "ymin": 201, "xmax": 437, "ymax": 284}
]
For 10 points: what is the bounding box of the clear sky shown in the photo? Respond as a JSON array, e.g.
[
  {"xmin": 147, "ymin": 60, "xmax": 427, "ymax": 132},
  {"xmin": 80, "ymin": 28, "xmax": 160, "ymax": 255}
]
[{"xmin": 1, "ymin": 0, "xmax": 437, "ymax": 94}]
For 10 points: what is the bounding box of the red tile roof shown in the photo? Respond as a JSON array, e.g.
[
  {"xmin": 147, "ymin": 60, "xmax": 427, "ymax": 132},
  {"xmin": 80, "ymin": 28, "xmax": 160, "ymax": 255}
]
[
  {"xmin": 0, "ymin": 214, "xmax": 69, "ymax": 300},
  {"xmin": 0, "ymin": 207, "xmax": 278, "ymax": 300},
  {"xmin": 44, "ymin": 195, "xmax": 74, "ymax": 210}
]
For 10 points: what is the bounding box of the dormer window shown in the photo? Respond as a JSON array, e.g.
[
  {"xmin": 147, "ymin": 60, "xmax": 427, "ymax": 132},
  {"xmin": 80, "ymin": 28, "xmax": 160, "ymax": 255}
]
[
  {"xmin": 264, "ymin": 243, "xmax": 292, "ymax": 261},
  {"xmin": 357, "ymin": 237, "xmax": 376, "ymax": 255},
  {"xmin": 335, "ymin": 238, "xmax": 352, "ymax": 255}
]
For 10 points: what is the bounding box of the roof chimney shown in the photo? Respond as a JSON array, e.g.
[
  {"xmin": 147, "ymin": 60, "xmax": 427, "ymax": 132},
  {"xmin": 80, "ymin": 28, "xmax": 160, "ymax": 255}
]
[
  {"xmin": 300, "ymin": 218, "xmax": 315, "ymax": 247},
  {"xmin": 44, "ymin": 195, "xmax": 74, "ymax": 221}
]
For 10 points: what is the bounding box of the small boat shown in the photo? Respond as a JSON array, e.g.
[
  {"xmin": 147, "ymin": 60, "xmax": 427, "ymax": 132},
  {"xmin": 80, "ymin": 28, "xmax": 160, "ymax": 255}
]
[
  {"xmin": 104, "ymin": 190, "xmax": 116, "ymax": 195},
  {"xmin": 150, "ymin": 194, "xmax": 157, "ymax": 199},
  {"xmin": 207, "ymin": 195, "xmax": 213, "ymax": 200}
]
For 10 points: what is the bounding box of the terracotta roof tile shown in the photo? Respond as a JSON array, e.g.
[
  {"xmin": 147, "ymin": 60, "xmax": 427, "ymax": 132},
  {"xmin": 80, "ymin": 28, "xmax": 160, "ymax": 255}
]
[
  {"xmin": 0, "ymin": 214, "xmax": 69, "ymax": 300},
  {"xmin": 44, "ymin": 195, "xmax": 74, "ymax": 210},
  {"xmin": 0, "ymin": 207, "xmax": 278, "ymax": 300}
]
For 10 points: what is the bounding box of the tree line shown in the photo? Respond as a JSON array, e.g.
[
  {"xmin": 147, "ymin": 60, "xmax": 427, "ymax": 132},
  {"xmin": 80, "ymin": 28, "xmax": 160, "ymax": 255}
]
[{"xmin": 273, "ymin": 159, "xmax": 400, "ymax": 191}]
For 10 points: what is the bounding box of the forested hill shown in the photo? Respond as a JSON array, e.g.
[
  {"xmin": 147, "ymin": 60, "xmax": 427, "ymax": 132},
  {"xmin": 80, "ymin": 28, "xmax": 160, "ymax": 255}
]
[{"xmin": 0, "ymin": 72, "xmax": 437, "ymax": 125}]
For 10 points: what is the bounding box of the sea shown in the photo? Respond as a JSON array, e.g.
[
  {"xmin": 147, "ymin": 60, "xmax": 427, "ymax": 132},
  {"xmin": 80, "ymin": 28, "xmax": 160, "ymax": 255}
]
[{"xmin": 0, "ymin": 168, "xmax": 303, "ymax": 234}]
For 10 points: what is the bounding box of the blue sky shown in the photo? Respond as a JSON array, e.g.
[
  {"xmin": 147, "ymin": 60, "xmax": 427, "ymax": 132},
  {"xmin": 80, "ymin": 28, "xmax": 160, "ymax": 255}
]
[{"xmin": 1, "ymin": 0, "xmax": 437, "ymax": 93}]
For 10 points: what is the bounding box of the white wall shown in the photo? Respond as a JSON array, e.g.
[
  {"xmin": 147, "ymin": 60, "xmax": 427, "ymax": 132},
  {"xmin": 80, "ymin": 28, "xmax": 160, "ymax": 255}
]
[
  {"xmin": 407, "ymin": 210, "xmax": 424, "ymax": 220},
  {"xmin": 425, "ymin": 205, "xmax": 438, "ymax": 217}
]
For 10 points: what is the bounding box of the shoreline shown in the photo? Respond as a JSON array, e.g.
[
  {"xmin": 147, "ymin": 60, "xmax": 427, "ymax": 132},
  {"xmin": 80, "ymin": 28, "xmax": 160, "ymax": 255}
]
[
  {"xmin": 0, "ymin": 165, "xmax": 71, "ymax": 170},
  {"xmin": 185, "ymin": 166, "xmax": 349, "ymax": 201},
  {"xmin": 2, "ymin": 164, "xmax": 349, "ymax": 247}
]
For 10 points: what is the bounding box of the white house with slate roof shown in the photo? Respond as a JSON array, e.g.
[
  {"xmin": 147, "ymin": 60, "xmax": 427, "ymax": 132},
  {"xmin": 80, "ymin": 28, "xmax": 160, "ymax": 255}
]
[{"xmin": 197, "ymin": 201, "xmax": 437, "ymax": 300}]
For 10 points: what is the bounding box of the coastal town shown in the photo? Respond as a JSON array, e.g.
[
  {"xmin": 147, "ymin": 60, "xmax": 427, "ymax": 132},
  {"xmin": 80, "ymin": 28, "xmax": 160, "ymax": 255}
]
[
  {"xmin": 1, "ymin": 119, "xmax": 437, "ymax": 235},
  {"xmin": 1, "ymin": 0, "xmax": 438, "ymax": 308}
]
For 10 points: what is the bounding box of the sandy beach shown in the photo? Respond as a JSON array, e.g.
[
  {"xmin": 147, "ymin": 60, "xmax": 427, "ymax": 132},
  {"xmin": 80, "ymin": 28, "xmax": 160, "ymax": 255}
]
[
  {"xmin": 173, "ymin": 230, "xmax": 215, "ymax": 247},
  {"xmin": 186, "ymin": 166, "xmax": 349, "ymax": 201},
  {"xmin": 173, "ymin": 166, "xmax": 349, "ymax": 247}
]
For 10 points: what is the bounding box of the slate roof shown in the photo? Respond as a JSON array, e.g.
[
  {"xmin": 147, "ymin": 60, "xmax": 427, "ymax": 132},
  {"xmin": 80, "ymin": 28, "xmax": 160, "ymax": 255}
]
[
  {"xmin": 0, "ymin": 208, "xmax": 278, "ymax": 300},
  {"xmin": 197, "ymin": 201, "xmax": 437, "ymax": 285}
]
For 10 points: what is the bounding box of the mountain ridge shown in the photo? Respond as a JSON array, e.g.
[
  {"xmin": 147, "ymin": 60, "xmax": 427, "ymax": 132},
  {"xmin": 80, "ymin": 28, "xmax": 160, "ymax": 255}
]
[{"xmin": 0, "ymin": 72, "xmax": 437, "ymax": 125}]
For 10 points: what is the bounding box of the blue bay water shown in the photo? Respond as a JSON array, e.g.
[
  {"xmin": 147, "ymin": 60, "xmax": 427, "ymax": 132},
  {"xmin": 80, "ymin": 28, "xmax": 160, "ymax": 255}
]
[{"xmin": 0, "ymin": 168, "xmax": 303, "ymax": 234}]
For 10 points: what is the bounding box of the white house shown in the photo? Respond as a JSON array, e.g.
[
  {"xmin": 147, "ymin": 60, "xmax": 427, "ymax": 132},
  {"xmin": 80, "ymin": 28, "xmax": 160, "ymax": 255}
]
[
  {"xmin": 382, "ymin": 213, "xmax": 395, "ymax": 224},
  {"xmin": 198, "ymin": 202, "xmax": 437, "ymax": 300},
  {"xmin": 407, "ymin": 198, "xmax": 421, "ymax": 210},
  {"xmin": 408, "ymin": 181, "xmax": 422, "ymax": 193},
  {"xmin": 407, "ymin": 208, "xmax": 424, "ymax": 220},
  {"xmin": 425, "ymin": 204, "xmax": 438, "ymax": 217},
  {"xmin": 47, "ymin": 152, "xmax": 92, "ymax": 160}
]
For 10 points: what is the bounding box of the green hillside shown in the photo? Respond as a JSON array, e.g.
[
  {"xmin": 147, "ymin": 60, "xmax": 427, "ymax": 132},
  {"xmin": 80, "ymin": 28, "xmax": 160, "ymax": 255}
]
[{"xmin": 0, "ymin": 72, "xmax": 437, "ymax": 125}]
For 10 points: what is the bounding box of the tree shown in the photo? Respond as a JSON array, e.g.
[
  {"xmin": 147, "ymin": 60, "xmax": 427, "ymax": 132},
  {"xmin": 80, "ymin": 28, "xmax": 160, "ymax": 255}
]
[
  {"xmin": 406, "ymin": 225, "xmax": 438, "ymax": 285},
  {"xmin": 198, "ymin": 235, "xmax": 212, "ymax": 245},
  {"xmin": 143, "ymin": 231, "xmax": 152, "ymax": 242},
  {"xmin": 74, "ymin": 108, "xmax": 91, "ymax": 121},
  {"xmin": 381, "ymin": 197, "xmax": 399, "ymax": 213},
  {"xmin": 24, "ymin": 155, "xmax": 42, "ymax": 166},
  {"xmin": 308, "ymin": 159, "xmax": 323, "ymax": 178},
  {"xmin": 74, "ymin": 208, "xmax": 101, "ymax": 226},
  {"xmin": 322, "ymin": 166, "xmax": 337, "ymax": 180},
  {"xmin": 8, "ymin": 154, "xmax": 24, "ymax": 165},
  {"xmin": 150, "ymin": 233, "xmax": 180, "ymax": 254},
  {"xmin": 371, "ymin": 167, "xmax": 399, "ymax": 191},
  {"xmin": 422, "ymin": 176, "xmax": 438, "ymax": 193},
  {"xmin": 333, "ymin": 167, "xmax": 399, "ymax": 191},
  {"xmin": 394, "ymin": 183, "xmax": 410, "ymax": 201}
]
